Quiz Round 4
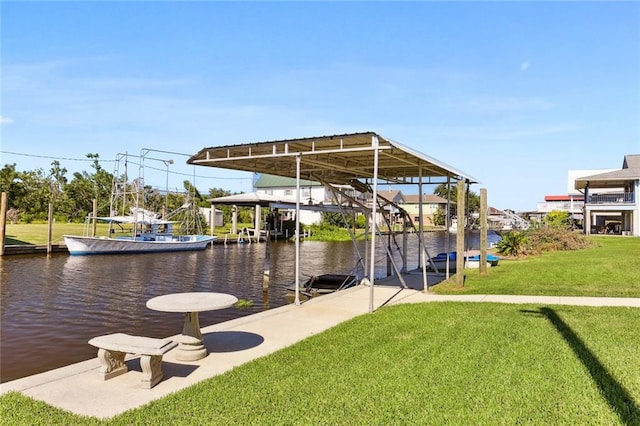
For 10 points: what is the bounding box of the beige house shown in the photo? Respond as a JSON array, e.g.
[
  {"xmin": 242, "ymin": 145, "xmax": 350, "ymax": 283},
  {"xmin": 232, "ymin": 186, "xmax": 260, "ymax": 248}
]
[{"xmin": 402, "ymin": 194, "xmax": 449, "ymax": 227}]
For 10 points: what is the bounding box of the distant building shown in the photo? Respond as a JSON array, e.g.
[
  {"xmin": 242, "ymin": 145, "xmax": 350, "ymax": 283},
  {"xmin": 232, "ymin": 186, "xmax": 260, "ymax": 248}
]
[
  {"xmin": 535, "ymin": 169, "xmax": 618, "ymax": 221},
  {"xmin": 574, "ymin": 154, "xmax": 640, "ymax": 236},
  {"xmin": 253, "ymin": 174, "xmax": 326, "ymax": 225},
  {"xmin": 537, "ymin": 194, "xmax": 584, "ymax": 216},
  {"xmin": 402, "ymin": 194, "xmax": 449, "ymax": 227}
]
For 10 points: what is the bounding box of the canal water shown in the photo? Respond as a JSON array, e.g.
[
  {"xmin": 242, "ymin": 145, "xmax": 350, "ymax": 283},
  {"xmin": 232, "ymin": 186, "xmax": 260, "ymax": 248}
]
[{"xmin": 0, "ymin": 231, "xmax": 499, "ymax": 383}]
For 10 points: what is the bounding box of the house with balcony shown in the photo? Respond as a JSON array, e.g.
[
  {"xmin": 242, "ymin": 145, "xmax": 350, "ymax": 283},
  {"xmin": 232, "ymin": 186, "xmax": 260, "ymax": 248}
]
[{"xmin": 574, "ymin": 154, "xmax": 640, "ymax": 236}]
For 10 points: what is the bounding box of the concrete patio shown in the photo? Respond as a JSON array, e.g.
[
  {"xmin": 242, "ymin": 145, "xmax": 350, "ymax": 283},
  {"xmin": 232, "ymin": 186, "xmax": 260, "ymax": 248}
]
[{"xmin": 2, "ymin": 283, "xmax": 639, "ymax": 419}]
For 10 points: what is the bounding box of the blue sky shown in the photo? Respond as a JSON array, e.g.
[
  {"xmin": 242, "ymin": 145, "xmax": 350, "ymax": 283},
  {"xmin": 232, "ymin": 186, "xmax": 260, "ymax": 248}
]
[{"xmin": 2, "ymin": 1, "xmax": 639, "ymax": 211}]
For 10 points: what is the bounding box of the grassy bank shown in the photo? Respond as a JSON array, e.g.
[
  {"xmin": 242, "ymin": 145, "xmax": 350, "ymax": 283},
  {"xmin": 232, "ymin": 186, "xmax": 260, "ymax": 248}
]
[
  {"xmin": 3, "ymin": 222, "xmax": 254, "ymax": 245},
  {"xmin": 2, "ymin": 302, "xmax": 639, "ymax": 425},
  {"xmin": 432, "ymin": 236, "xmax": 640, "ymax": 298}
]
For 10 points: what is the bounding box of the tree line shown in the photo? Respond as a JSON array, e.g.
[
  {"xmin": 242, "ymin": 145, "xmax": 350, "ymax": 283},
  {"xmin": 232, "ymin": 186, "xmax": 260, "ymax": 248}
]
[
  {"xmin": 1, "ymin": 153, "xmax": 480, "ymax": 227},
  {"xmin": 0, "ymin": 153, "xmax": 243, "ymax": 224}
]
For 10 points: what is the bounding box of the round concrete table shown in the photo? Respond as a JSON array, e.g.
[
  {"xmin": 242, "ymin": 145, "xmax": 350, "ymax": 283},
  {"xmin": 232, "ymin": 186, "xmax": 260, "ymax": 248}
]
[{"xmin": 146, "ymin": 292, "xmax": 238, "ymax": 361}]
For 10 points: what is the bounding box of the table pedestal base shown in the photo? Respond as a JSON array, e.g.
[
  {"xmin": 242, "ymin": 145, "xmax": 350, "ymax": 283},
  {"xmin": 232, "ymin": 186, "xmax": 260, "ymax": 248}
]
[
  {"xmin": 176, "ymin": 342, "xmax": 207, "ymax": 361},
  {"xmin": 177, "ymin": 312, "xmax": 208, "ymax": 362}
]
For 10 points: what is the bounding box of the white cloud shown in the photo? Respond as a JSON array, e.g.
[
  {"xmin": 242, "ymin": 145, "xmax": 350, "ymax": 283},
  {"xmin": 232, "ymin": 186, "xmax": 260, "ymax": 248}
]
[
  {"xmin": 520, "ymin": 60, "xmax": 531, "ymax": 71},
  {"xmin": 0, "ymin": 115, "xmax": 15, "ymax": 125}
]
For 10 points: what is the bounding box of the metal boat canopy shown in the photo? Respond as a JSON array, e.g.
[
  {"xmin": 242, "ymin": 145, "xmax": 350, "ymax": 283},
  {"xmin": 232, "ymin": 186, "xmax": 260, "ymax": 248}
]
[
  {"xmin": 187, "ymin": 131, "xmax": 478, "ymax": 185},
  {"xmin": 188, "ymin": 131, "xmax": 479, "ymax": 312}
]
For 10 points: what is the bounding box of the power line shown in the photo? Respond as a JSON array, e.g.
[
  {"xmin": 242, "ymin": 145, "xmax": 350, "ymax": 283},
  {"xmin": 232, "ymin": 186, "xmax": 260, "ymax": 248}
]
[
  {"xmin": 1, "ymin": 150, "xmax": 117, "ymax": 162},
  {"xmin": 1, "ymin": 150, "xmax": 253, "ymax": 181}
]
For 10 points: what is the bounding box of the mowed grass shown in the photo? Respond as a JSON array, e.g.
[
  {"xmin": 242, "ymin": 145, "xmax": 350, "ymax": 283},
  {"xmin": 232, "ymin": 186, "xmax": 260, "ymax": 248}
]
[
  {"xmin": 2, "ymin": 302, "xmax": 639, "ymax": 425},
  {"xmin": 3, "ymin": 222, "xmax": 109, "ymax": 245},
  {"xmin": 433, "ymin": 236, "xmax": 640, "ymax": 298},
  {"xmin": 3, "ymin": 222, "xmax": 254, "ymax": 245},
  {"xmin": 2, "ymin": 232, "xmax": 639, "ymax": 424}
]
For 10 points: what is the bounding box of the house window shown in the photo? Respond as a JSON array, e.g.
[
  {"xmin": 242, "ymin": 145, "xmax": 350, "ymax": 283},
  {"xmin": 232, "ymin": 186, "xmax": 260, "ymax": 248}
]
[
  {"xmin": 266, "ymin": 190, "xmax": 273, "ymax": 195},
  {"xmin": 284, "ymin": 189, "xmax": 292, "ymax": 196}
]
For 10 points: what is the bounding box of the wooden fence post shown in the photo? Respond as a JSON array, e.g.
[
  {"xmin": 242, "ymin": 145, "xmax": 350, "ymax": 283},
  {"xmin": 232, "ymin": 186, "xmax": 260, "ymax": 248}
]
[
  {"xmin": 92, "ymin": 199, "xmax": 98, "ymax": 237},
  {"xmin": 456, "ymin": 180, "xmax": 466, "ymax": 286},
  {"xmin": 0, "ymin": 192, "xmax": 7, "ymax": 256},
  {"xmin": 480, "ymin": 188, "xmax": 488, "ymax": 275},
  {"xmin": 47, "ymin": 203, "xmax": 53, "ymax": 255}
]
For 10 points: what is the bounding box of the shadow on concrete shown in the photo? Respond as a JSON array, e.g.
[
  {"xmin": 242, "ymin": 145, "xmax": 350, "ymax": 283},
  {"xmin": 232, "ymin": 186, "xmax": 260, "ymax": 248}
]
[
  {"xmin": 203, "ymin": 331, "xmax": 264, "ymax": 353},
  {"xmin": 125, "ymin": 358, "xmax": 200, "ymax": 380}
]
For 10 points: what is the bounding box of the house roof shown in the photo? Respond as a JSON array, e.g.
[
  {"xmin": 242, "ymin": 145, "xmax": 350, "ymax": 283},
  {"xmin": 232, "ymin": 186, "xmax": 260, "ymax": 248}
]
[
  {"xmin": 187, "ymin": 131, "xmax": 479, "ymax": 187},
  {"xmin": 208, "ymin": 192, "xmax": 288, "ymax": 207},
  {"xmin": 545, "ymin": 195, "xmax": 585, "ymax": 201},
  {"xmin": 254, "ymin": 174, "xmax": 323, "ymax": 189},
  {"xmin": 403, "ymin": 194, "xmax": 449, "ymax": 204},
  {"xmin": 574, "ymin": 154, "xmax": 640, "ymax": 189},
  {"xmin": 376, "ymin": 189, "xmax": 405, "ymax": 202}
]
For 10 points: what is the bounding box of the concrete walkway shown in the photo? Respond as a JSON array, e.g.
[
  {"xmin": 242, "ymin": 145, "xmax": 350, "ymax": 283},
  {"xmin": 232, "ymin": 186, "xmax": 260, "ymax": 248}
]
[{"xmin": 1, "ymin": 285, "xmax": 639, "ymax": 419}]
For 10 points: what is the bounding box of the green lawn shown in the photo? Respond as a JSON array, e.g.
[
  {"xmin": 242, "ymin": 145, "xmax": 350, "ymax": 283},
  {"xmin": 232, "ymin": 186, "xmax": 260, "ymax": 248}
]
[
  {"xmin": 433, "ymin": 236, "xmax": 640, "ymax": 298},
  {"xmin": 3, "ymin": 222, "xmax": 105, "ymax": 245},
  {"xmin": 2, "ymin": 303, "xmax": 639, "ymax": 425},
  {"xmin": 2, "ymin": 233, "xmax": 639, "ymax": 425}
]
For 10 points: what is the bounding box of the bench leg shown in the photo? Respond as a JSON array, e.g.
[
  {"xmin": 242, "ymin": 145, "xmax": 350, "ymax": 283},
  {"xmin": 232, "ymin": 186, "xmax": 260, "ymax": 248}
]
[
  {"xmin": 96, "ymin": 348, "xmax": 128, "ymax": 380},
  {"xmin": 140, "ymin": 354, "xmax": 164, "ymax": 389}
]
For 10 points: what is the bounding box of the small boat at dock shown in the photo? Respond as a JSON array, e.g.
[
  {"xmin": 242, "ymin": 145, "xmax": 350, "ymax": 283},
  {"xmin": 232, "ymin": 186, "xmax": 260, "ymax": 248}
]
[
  {"xmin": 427, "ymin": 251, "xmax": 500, "ymax": 271},
  {"xmin": 287, "ymin": 274, "xmax": 359, "ymax": 296}
]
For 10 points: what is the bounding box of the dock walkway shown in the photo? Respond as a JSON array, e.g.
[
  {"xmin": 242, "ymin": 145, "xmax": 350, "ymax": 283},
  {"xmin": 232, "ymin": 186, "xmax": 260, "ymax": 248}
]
[{"xmin": 1, "ymin": 284, "xmax": 638, "ymax": 419}]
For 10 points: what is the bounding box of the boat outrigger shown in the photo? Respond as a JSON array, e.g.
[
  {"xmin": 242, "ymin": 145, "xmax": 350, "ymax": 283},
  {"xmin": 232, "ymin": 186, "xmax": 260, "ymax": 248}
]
[{"xmin": 64, "ymin": 151, "xmax": 216, "ymax": 255}]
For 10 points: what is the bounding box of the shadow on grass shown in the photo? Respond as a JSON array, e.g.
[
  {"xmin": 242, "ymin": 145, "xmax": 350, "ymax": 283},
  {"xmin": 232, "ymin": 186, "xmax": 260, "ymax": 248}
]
[
  {"xmin": 523, "ymin": 307, "xmax": 640, "ymax": 424},
  {"xmin": 4, "ymin": 235, "xmax": 33, "ymax": 245}
]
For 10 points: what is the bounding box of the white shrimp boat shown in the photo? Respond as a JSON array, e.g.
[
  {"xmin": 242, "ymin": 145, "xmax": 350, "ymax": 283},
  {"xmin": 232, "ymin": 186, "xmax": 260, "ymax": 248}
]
[
  {"xmin": 64, "ymin": 208, "xmax": 216, "ymax": 255},
  {"xmin": 64, "ymin": 235, "xmax": 215, "ymax": 255},
  {"xmin": 64, "ymin": 152, "xmax": 216, "ymax": 255}
]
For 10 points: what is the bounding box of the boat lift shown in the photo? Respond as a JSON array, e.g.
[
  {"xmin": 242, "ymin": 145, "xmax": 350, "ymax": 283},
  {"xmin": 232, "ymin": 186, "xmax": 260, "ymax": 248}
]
[{"xmin": 188, "ymin": 132, "xmax": 480, "ymax": 312}]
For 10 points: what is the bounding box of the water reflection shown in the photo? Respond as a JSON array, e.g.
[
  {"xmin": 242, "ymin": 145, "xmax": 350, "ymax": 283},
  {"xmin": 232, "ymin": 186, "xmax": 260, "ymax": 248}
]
[{"xmin": 0, "ymin": 231, "xmax": 499, "ymax": 383}]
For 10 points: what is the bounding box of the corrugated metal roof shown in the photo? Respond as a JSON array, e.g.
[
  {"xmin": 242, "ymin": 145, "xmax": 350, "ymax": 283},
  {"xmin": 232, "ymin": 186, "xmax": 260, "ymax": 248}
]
[{"xmin": 187, "ymin": 132, "xmax": 479, "ymax": 186}]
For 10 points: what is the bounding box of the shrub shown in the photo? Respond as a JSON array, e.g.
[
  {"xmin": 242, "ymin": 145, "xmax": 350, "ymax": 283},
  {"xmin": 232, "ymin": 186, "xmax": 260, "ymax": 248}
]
[
  {"xmin": 495, "ymin": 231, "xmax": 526, "ymax": 256},
  {"xmin": 522, "ymin": 227, "xmax": 591, "ymax": 254},
  {"xmin": 497, "ymin": 226, "xmax": 592, "ymax": 257},
  {"xmin": 544, "ymin": 210, "xmax": 570, "ymax": 228}
]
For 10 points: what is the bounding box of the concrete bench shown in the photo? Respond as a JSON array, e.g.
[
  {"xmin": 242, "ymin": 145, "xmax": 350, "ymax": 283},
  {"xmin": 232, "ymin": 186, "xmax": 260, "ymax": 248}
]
[{"xmin": 88, "ymin": 333, "xmax": 178, "ymax": 389}]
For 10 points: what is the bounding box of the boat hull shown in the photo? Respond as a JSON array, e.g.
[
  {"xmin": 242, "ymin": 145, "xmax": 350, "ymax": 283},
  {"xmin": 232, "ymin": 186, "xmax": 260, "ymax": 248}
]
[
  {"xmin": 427, "ymin": 260, "xmax": 492, "ymax": 272},
  {"xmin": 63, "ymin": 235, "xmax": 216, "ymax": 255},
  {"xmin": 287, "ymin": 274, "xmax": 358, "ymax": 295},
  {"xmin": 427, "ymin": 252, "xmax": 500, "ymax": 271}
]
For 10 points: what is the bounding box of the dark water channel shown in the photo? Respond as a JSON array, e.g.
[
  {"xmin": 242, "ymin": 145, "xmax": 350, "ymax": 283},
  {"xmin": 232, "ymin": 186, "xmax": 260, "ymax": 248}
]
[{"xmin": 1, "ymin": 231, "xmax": 499, "ymax": 383}]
